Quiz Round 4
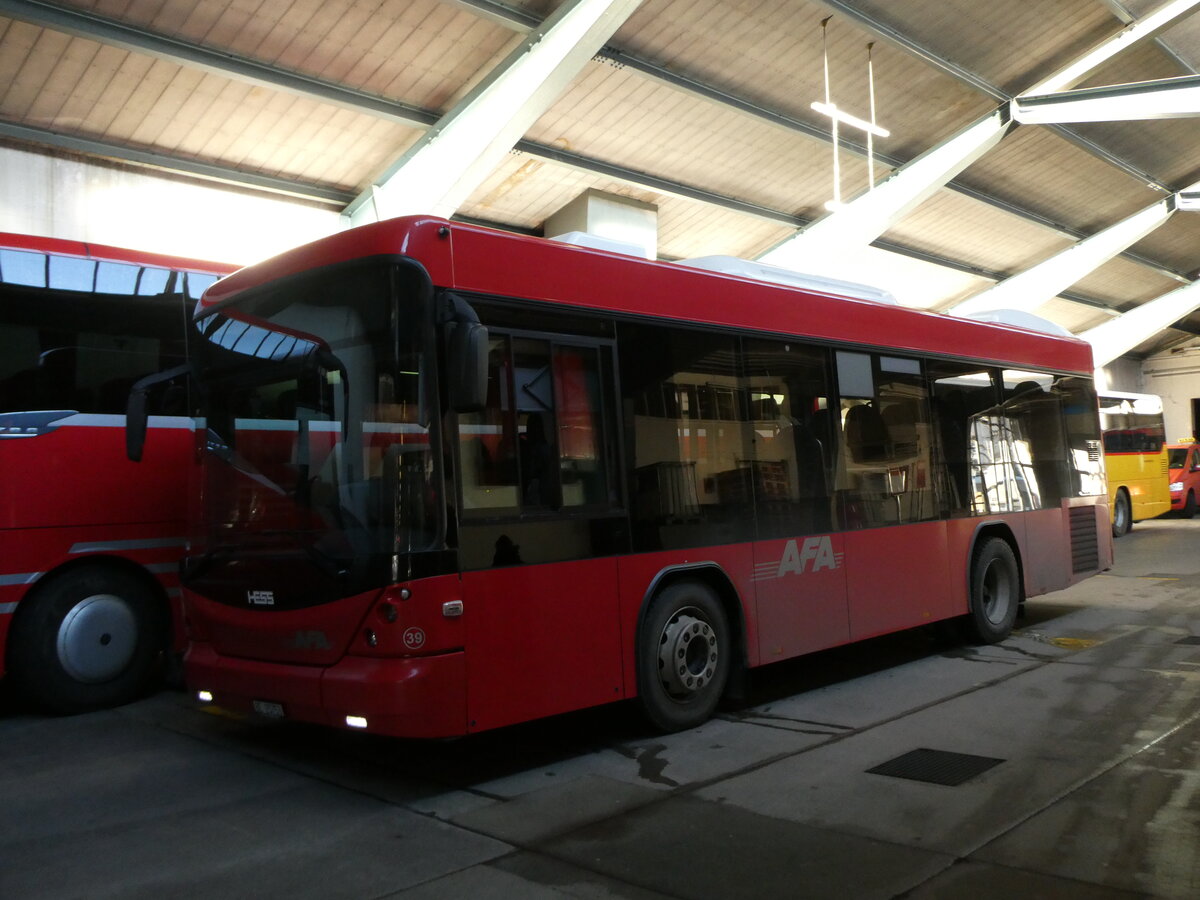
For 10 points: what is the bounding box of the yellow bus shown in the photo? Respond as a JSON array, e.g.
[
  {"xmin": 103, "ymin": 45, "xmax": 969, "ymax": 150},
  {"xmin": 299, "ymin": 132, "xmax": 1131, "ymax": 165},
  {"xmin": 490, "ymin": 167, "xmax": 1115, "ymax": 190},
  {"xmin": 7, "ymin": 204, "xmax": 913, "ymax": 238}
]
[{"xmin": 1098, "ymin": 391, "xmax": 1170, "ymax": 536}]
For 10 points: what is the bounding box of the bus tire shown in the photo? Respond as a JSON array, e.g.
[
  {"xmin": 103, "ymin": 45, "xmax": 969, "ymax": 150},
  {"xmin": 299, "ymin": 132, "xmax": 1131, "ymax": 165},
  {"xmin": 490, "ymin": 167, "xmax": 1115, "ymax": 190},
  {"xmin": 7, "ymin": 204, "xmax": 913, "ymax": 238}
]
[
  {"xmin": 637, "ymin": 580, "xmax": 730, "ymax": 732},
  {"xmin": 1184, "ymin": 492, "xmax": 1196, "ymax": 519},
  {"xmin": 8, "ymin": 566, "xmax": 166, "ymax": 714},
  {"xmin": 1112, "ymin": 489, "xmax": 1132, "ymax": 537},
  {"xmin": 963, "ymin": 538, "xmax": 1020, "ymax": 645}
]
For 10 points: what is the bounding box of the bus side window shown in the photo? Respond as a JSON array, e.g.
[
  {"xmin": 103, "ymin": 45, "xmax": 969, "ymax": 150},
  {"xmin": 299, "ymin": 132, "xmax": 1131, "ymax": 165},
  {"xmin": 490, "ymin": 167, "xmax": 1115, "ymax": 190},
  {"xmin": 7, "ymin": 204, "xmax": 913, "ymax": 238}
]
[
  {"xmin": 834, "ymin": 352, "xmax": 936, "ymax": 528},
  {"xmin": 742, "ymin": 337, "xmax": 833, "ymax": 538},
  {"xmin": 927, "ymin": 362, "xmax": 999, "ymax": 517}
]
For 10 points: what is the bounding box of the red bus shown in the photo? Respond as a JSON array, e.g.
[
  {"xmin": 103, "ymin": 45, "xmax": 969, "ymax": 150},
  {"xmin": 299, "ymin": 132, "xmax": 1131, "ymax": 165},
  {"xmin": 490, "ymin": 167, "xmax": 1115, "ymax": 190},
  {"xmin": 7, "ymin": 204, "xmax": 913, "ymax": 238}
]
[
  {"xmin": 0, "ymin": 233, "xmax": 235, "ymax": 712},
  {"xmin": 161, "ymin": 215, "xmax": 1111, "ymax": 737}
]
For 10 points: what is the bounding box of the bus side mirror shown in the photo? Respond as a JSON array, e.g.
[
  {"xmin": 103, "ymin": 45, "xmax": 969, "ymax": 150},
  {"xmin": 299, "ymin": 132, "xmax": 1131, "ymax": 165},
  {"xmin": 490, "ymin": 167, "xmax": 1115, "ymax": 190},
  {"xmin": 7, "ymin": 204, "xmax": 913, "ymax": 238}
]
[
  {"xmin": 126, "ymin": 363, "xmax": 193, "ymax": 462},
  {"xmin": 448, "ymin": 320, "xmax": 488, "ymax": 412}
]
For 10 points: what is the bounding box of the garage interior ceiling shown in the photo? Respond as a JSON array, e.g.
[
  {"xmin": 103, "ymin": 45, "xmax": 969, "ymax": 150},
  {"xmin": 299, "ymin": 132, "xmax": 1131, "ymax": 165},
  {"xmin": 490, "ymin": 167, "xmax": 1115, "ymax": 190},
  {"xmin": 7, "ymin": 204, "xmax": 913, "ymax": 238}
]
[{"xmin": 3, "ymin": 0, "xmax": 1200, "ymax": 357}]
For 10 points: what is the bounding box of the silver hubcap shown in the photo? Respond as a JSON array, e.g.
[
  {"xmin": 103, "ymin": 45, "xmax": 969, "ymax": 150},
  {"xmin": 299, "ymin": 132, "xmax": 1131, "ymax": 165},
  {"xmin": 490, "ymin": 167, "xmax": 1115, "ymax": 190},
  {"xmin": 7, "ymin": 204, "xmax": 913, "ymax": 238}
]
[
  {"xmin": 980, "ymin": 561, "xmax": 1014, "ymax": 626},
  {"xmin": 57, "ymin": 594, "xmax": 138, "ymax": 683},
  {"xmin": 657, "ymin": 609, "xmax": 718, "ymax": 698}
]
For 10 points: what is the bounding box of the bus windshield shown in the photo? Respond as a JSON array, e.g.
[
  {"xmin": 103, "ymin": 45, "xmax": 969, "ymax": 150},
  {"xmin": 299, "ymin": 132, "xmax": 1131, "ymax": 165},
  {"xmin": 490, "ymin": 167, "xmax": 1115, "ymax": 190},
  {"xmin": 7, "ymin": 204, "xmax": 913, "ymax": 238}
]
[{"xmin": 192, "ymin": 261, "xmax": 439, "ymax": 602}]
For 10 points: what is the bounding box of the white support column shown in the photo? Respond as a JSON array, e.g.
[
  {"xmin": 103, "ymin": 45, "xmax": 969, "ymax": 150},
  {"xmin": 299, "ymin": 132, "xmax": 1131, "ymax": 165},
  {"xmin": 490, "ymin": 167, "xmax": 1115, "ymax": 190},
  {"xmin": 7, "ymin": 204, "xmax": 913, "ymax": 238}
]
[
  {"xmin": 1014, "ymin": 74, "xmax": 1200, "ymax": 124},
  {"xmin": 759, "ymin": 110, "xmax": 1011, "ymax": 269},
  {"xmin": 948, "ymin": 198, "xmax": 1175, "ymax": 317},
  {"xmin": 346, "ymin": 0, "xmax": 641, "ymax": 225},
  {"xmin": 1081, "ymin": 280, "xmax": 1200, "ymax": 366}
]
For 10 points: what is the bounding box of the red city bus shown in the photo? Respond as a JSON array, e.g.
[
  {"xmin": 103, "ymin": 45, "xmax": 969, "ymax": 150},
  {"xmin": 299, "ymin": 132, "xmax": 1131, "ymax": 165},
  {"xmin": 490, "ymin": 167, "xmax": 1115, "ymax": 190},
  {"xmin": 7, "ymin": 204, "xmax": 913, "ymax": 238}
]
[
  {"xmin": 164, "ymin": 215, "xmax": 1111, "ymax": 737},
  {"xmin": 0, "ymin": 233, "xmax": 235, "ymax": 712}
]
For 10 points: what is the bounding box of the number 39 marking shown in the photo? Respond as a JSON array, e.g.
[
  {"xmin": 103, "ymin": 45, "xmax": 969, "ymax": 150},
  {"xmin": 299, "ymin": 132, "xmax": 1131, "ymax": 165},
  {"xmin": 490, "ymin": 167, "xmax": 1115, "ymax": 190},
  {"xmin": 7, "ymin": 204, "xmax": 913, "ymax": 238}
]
[{"xmin": 403, "ymin": 627, "xmax": 426, "ymax": 650}]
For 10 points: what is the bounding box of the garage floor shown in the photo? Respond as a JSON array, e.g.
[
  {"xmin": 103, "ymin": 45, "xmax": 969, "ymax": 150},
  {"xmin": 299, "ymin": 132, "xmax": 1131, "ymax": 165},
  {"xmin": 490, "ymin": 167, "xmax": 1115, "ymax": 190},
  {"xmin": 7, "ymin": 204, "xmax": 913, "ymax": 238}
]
[{"xmin": 3, "ymin": 517, "xmax": 1199, "ymax": 899}]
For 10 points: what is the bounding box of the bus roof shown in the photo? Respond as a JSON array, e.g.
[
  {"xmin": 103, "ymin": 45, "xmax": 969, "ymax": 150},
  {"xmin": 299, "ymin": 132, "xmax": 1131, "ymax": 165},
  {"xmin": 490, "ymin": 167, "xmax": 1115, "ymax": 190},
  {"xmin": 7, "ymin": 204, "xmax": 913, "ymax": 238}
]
[
  {"xmin": 201, "ymin": 216, "xmax": 1096, "ymax": 374},
  {"xmin": 0, "ymin": 232, "xmax": 237, "ymax": 275}
]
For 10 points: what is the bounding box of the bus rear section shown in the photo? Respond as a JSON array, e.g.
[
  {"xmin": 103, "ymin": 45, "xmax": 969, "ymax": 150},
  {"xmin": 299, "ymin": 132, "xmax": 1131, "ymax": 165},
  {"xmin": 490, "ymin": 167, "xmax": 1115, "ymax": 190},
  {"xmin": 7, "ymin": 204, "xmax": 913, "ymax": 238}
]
[
  {"xmin": 1099, "ymin": 391, "xmax": 1171, "ymax": 537},
  {"xmin": 180, "ymin": 216, "xmax": 1112, "ymax": 738},
  {"xmin": 0, "ymin": 234, "xmax": 234, "ymax": 712}
]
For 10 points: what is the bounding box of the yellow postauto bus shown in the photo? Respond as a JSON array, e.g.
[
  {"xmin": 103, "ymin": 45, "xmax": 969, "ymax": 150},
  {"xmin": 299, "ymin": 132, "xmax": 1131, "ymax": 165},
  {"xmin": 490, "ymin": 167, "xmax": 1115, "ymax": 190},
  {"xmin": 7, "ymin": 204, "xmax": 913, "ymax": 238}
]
[{"xmin": 1098, "ymin": 391, "xmax": 1170, "ymax": 536}]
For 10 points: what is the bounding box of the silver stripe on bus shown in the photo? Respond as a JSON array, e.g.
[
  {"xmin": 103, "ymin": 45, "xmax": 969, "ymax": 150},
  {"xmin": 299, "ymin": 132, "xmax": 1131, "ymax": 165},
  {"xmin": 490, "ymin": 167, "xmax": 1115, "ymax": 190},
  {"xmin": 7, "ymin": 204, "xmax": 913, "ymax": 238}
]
[
  {"xmin": 0, "ymin": 602, "xmax": 18, "ymax": 615},
  {"xmin": 70, "ymin": 537, "xmax": 187, "ymax": 554},
  {"xmin": 0, "ymin": 572, "xmax": 42, "ymax": 586},
  {"xmin": 35, "ymin": 413, "xmax": 195, "ymax": 430}
]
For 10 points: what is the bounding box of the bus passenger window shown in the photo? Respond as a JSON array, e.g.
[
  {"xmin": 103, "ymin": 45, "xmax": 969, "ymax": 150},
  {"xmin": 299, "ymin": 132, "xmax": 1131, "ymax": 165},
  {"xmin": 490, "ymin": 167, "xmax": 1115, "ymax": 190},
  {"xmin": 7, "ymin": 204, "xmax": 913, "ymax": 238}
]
[
  {"xmin": 742, "ymin": 338, "xmax": 833, "ymax": 538},
  {"xmin": 927, "ymin": 362, "xmax": 998, "ymax": 517},
  {"xmin": 834, "ymin": 352, "xmax": 935, "ymax": 528}
]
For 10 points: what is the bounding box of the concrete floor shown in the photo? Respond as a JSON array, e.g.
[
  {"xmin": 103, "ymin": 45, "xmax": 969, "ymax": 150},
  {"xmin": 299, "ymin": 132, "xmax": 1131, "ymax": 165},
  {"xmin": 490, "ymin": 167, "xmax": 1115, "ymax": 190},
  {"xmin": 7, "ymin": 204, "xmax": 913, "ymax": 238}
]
[{"xmin": 3, "ymin": 517, "xmax": 1200, "ymax": 899}]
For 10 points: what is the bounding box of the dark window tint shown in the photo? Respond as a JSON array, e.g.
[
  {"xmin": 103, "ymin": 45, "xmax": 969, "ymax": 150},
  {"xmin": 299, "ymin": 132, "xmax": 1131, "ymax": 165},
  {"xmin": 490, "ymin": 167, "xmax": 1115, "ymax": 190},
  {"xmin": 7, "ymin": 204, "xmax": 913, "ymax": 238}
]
[
  {"xmin": 834, "ymin": 352, "xmax": 936, "ymax": 528},
  {"xmin": 742, "ymin": 338, "xmax": 834, "ymax": 538},
  {"xmin": 0, "ymin": 252, "xmax": 189, "ymax": 415},
  {"xmin": 928, "ymin": 362, "xmax": 998, "ymax": 517},
  {"xmin": 620, "ymin": 323, "xmax": 752, "ymax": 550}
]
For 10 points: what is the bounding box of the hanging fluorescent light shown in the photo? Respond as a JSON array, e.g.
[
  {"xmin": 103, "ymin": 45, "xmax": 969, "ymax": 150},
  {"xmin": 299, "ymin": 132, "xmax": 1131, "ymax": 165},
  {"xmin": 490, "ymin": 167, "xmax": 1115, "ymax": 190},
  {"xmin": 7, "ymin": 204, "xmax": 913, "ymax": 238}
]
[{"xmin": 811, "ymin": 101, "xmax": 891, "ymax": 138}]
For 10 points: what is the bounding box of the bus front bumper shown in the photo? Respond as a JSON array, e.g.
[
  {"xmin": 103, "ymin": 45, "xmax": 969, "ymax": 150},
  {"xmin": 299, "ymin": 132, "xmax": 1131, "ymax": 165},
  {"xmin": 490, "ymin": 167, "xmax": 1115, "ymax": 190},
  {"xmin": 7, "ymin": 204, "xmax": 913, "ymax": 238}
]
[{"xmin": 186, "ymin": 642, "xmax": 467, "ymax": 739}]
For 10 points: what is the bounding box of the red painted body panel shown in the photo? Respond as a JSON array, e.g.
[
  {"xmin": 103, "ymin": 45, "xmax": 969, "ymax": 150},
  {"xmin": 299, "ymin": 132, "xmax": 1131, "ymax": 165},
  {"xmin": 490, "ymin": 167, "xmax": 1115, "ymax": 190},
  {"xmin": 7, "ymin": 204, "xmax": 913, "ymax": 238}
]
[
  {"xmin": 753, "ymin": 535, "xmax": 849, "ymax": 661},
  {"xmin": 463, "ymin": 558, "xmax": 623, "ymax": 732},
  {"xmin": 845, "ymin": 522, "xmax": 955, "ymax": 641},
  {"xmin": 188, "ymin": 641, "xmax": 468, "ymax": 739},
  {"xmin": 200, "ymin": 217, "xmax": 1095, "ymax": 376}
]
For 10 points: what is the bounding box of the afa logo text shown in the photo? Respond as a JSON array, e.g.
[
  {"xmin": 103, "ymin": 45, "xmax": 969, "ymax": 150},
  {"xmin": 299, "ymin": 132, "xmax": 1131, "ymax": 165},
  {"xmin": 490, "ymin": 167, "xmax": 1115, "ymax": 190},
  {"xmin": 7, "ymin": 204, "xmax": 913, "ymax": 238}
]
[{"xmin": 752, "ymin": 536, "xmax": 844, "ymax": 582}]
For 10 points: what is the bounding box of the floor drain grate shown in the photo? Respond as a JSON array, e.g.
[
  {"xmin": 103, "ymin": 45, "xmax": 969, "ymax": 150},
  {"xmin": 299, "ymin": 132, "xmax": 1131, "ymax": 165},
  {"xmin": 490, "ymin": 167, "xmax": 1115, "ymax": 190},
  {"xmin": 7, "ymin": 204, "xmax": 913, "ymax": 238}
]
[
  {"xmin": 1175, "ymin": 636, "xmax": 1200, "ymax": 645},
  {"xmin": 866, "ymin": 748, "xmax": 1004, "ymax": 786}
]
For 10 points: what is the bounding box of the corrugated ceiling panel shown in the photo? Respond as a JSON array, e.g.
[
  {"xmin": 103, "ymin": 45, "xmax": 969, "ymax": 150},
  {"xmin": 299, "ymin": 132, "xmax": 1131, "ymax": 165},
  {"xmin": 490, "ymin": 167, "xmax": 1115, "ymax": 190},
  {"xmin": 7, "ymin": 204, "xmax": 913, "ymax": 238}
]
[
  {"xmin": 614, "ymin": 0, "xmax": 993, "ymax": 162},
  {"xmin": 527, "ymin": 59, "xmax": 866, "ymax": 222},
  {"xmin": 1030, "ymin": 296, "xmax": 1114, "ymax": 334},
  {"xmin": 881, "ymin": 189, "xmax": 1075, "ymax": 277},
  {"xmin": 0, "ymin": 20, "xmax": 418, "ymax": 192},
  {"xmin": 74, "ymin": 0, "xmax": 520, "ymax": 114},
  {"xmin": 1070, "ymin": 256, "xmax": 1184, "ymax": 310},
  {"xmin": 1132, "ymin": 213, "xmax": 1200, "ymax": 278},
  {"xmin": 957, "ymin": 126, "xmax": 1160, "ymax": 234},
  {"xmin": 839, "ymin": 0, "xmax": 1116, "ymax": 95}
]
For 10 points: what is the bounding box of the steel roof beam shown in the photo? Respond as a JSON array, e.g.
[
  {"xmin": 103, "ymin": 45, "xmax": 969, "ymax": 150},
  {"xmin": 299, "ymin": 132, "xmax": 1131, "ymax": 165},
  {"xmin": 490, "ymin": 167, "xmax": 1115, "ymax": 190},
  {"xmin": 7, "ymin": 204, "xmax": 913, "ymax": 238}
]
[
  {"xmin": 347, "ymin": 0, "xmax": 642, "ymax": 223},
  {"xmin": 1083, "ymin": 278, "xmax": 1200, "ymax": 364},
  {"xmin": 1015, "ymin": 74, "xmax": 1200, "ymax": 124}
]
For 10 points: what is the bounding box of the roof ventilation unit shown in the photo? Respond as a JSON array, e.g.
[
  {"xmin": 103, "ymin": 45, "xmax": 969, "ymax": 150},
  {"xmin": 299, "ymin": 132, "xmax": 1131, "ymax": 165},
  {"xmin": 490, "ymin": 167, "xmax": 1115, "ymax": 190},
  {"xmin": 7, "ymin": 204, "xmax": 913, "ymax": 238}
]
[
  {"xmin": 957, "ymin": 308, "xmax": 1074, "ymax": 337},
  {"xmin": 677, "ymin": 255, "xmax": 898, "ymax": 305},
  {"xmin": 548, "ymin": 231, "xmax": 648, "ymax": 257}
]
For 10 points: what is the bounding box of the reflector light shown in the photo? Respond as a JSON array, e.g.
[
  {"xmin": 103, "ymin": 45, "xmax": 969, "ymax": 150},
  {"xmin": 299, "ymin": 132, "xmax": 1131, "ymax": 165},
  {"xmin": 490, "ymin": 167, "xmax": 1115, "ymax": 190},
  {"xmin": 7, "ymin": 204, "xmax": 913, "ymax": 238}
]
[
  {"xmin": 197, "ymin": 690, "xmax": 214, "ymax": 703},
  {"xmin": 345, "ymin": 715, "xmax": 368, "ymax": 729}
]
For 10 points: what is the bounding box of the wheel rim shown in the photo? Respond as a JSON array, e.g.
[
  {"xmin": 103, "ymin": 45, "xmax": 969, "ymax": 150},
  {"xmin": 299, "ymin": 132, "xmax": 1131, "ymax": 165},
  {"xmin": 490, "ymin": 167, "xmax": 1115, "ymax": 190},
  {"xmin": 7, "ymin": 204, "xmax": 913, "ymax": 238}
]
[
  {"xmin": 56, "ymin": 594, "xmax": 138, "ymax": 683},
  {"xmin": 980, "ymin": 559, "xmax": 1015, "ymax": 626},
  {"xmin": 657, "ymin": 607, "xmax": 718, "ymax": 700},
  {"xmin": 1115, "ymin": 496, "xmax": 1130, "ymax": 530}
]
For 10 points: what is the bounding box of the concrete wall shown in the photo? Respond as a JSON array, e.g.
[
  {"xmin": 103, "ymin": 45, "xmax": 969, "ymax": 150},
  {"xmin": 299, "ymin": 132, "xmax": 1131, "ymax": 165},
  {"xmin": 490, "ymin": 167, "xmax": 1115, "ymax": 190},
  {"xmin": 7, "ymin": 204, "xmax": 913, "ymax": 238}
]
[
  {"xmin": 0, "ymin": 146, "xmax": 342, "ymax": 266},
  {"xmin": 1143, "ymin": 342, "xmax": 1200, "ymax": 441}
]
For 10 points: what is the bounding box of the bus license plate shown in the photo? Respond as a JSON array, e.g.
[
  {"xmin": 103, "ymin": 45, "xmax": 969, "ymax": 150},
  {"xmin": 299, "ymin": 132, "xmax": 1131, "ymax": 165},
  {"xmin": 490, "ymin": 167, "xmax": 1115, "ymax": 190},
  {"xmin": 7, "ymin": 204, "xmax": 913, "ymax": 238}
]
[{"xmin": 252, "ymin": 700, "xmax": 285, "ymax": 719}]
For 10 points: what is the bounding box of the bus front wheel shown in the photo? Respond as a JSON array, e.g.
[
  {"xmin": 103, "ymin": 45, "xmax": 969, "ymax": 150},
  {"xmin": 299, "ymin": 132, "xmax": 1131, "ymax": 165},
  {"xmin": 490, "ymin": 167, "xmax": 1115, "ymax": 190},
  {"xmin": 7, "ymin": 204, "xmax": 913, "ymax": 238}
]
[
  {"xmin": 637, "ymin": 581, "xmax": 730, "ymax": 732},
  {"xmin": 963, "ymin": 538, "xmax": 1020, "ymax": 644},
  {"xmin": 8, "ymin": 566, "xmax": 166, "ymax": 714},
  {"xmin": 1112, "ymin": 489, "xmax": 1132, "ymax": 537}
]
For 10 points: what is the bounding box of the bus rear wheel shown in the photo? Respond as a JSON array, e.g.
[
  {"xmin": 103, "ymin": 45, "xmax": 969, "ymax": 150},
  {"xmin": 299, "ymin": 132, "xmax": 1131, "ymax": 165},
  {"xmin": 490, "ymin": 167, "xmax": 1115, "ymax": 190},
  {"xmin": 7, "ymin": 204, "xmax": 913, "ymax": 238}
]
[
  {"xmin": 637, "ymin": 580, "xmax": 730, "ymax": 732},
  {"xmin": 8, "ymin": 566, "xmax": 166, "ymax": 714},
  {"xmin": 1112, "ymin": 489, "xmax": 1132, "ymax": 537},
  {"xmin": 963, "ymin": 538, "xmax": 1020, "ymax": 644}
]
